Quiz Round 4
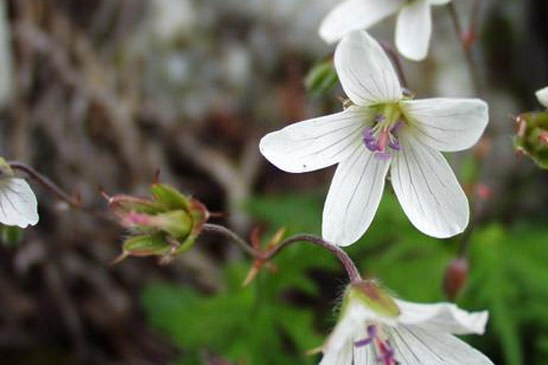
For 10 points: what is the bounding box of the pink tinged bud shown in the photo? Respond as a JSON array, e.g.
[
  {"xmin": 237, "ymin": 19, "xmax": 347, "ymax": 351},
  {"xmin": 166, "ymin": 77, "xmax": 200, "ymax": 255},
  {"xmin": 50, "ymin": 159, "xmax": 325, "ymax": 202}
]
[
  {"xmin": 475, "ymin": 183, "xmax": 492, "ymax": 201},
  {"xmin": 539, "ymin": 131, "xmax": 548, "ymax": 144},
  {"xmin": 443, "ymin": 257, "xmax": 469, "ymax": 301}
]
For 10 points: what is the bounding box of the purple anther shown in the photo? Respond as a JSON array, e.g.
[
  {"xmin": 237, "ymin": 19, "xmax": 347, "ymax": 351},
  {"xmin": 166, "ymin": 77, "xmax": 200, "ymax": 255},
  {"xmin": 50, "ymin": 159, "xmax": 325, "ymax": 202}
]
[
  {"xmin": 374, "ymin": 152, "xmax": 392, "ymax": 161},
  {"xmin": 354, "ymin": 325, "xmax": 378, "ymax": 348},
  {"xmin": 388, "ymin": 139, "xmax": 400, "ymax": 151},
  {"xmin": 363, "ymin": 127, "xmax": 379, "ymax": 152},
  {"xmin": 375, "ymin": 114, "xmax": 386, "ymax": 123},
  {"xmin": 391, "ymin": 121, "xmax": 404, "ymax": 135}
]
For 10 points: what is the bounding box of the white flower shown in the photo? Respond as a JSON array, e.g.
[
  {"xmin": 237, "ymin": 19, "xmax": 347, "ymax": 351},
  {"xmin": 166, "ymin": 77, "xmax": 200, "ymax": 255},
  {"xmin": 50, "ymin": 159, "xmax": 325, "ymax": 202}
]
[
  {"xmin": 319, "ymin": 0, "xmax": 451, "ymax": 61},
  {"xmin": 0, "ymin": 159, "xmax": 39, "ymax": 228},
  {"xmin": 536, "ymin": 86, "xmax": 548, "ymax": 108},
  {"xmin": 259, "ymin": 31, "xmax": 488, "ymax": 246},
  {"xmin": 320, "ymin": 281, "xmax": 493, "ymax": 365}
]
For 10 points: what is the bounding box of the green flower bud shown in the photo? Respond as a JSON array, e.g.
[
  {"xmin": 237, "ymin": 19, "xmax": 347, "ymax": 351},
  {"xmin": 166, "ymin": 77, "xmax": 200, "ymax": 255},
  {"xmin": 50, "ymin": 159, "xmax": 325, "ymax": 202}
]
[
  {"xmin": 108, "ymin": 183, "xmax": 210, "ymax": 264},
  {"xmin": 514, "ymin": 112, "xmax": 548, "ymax": 169},
  {"xmin": 305, "ymin": 60, "xmax": 338, "ymax": 96},
  {"xmin": 343, "ymin": 280, "xmax": 400, "ymax": 319}
]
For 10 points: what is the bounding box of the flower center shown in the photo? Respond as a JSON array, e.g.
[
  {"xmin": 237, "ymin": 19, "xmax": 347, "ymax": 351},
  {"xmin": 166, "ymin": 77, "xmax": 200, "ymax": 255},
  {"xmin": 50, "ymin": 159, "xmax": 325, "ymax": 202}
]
[
  {"xmin": 363, "ymin": 104, "xmax": 404, "ymax": 161},
  {"xmin": 354, "ymin": 324, "xmax": 397, "ymax": 365}
]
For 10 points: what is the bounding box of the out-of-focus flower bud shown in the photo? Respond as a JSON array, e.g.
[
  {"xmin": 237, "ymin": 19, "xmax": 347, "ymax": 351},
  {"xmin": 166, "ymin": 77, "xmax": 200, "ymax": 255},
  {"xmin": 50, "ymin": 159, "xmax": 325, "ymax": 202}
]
[
  {"xmin": 106, "ymin": 183, "xmax": 209, "ymax": 264},
  {"xmin": 443, "ymin": 257, "xmax": 469, "ymax": 301},
  {"xmin": 305, "ymin": 60, "xmax": 338, "ymax": 96},
  {"xmin": 514, "ymin": 112, "xmax": 548, "ymax": 169}
]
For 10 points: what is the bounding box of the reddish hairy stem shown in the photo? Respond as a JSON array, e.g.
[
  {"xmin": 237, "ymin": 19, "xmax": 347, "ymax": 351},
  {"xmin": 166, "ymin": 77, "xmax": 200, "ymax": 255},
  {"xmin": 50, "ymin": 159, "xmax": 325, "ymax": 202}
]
[
  {"xmin": 203, "ymin": 223, "xmax": 362, "ymax": 283},
  {"xmin": 8, "ymin": 161, "xmax": 113, "ymax": 223}
]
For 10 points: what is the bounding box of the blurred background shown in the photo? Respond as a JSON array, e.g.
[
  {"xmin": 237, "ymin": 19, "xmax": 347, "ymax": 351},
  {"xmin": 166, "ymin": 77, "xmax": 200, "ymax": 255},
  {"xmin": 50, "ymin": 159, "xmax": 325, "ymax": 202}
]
[{"xmin": 0, "ymin": 0, "xmax": 548, "ymax": 364}]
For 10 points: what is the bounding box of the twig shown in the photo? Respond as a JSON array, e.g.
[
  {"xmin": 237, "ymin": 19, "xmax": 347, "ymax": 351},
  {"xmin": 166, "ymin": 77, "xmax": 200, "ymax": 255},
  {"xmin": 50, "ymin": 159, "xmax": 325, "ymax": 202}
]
[
  {"xmin": 447, "ymin": 1, "xmax": 482, "ymax": 94},
  {"xmin": 203, "ymin": 223, "xmax": 258, "ymax": 257},
  {"xmin": 380, "ymin": 41, "xmax": 408, "ymax": 89},
  {"xmin": 8, "ymin": 161, "xmax": 114, "ymax": 223},
  {"xmin": 202, "ymin": 223, "xmax": 362, "ymax": 283}
]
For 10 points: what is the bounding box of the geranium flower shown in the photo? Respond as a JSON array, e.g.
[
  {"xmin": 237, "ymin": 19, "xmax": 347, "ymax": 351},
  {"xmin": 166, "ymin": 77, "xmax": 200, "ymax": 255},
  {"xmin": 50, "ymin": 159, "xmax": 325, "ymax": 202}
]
[
  {"xmin": 536, "ymin": 86, "xmax": 548, "ymax": 108},
  {"xmin": 0, "ymin": 158, "xmax": 39, "ymax": 228},
  {"xmin": 320, "ymin": 280, "xmax": 493, "ymax": 364},
  {"xmin": 260, "ymin": 31, "xmax": 488, "ymax": 246},
  {"xmin": 319, "ymin": 0, "xmax": 451, "ymax": 61}
]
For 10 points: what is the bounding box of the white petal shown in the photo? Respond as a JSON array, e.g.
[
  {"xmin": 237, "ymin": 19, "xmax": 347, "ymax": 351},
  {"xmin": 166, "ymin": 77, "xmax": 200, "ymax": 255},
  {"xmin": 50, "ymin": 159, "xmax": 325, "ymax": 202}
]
[
  {"xmin": 395, "ymin": 299, "xmax": 488, "ymax": 335},
  {"xmin": 429, "ymin": 0, "xmax": 451, "ymax": 5},
  {"xmin": 389, "ymin": 325, "xmax": 494, "ymax": 364},
  {"xmin": 334, "ymin": 30, "xmax": 402, "ymax": 106},
  {"xmin": 0, "ymin": 177, "xmax": 39, "ymax": 228},
  {"xmin": 319, "ymin": 0, "xmax": 403, "ymax": 43},
  {"xmin": 320, "ymin": 312, "xmax": 360, "ymax": 365},
  {"xmin": 390, "ymin": 134, "xmax": 469, "ymax": 238},
  {"xmin": 395, "ymin": 0, "xmax": 432, "ymax": 61},
  {"xmin": 536, "ymin": 86, "xmax": 548, "ymax": 108},
  {"xmin": 259, "ymin": 107, "xmax": 369, "ymax": 173},
  {"xmin": 401, "ymin": 98, "xmax": 489, "ymax": 152},
  {"xmin": 322, "ymin": 144, "xmax": 390, "ymax": 246}
]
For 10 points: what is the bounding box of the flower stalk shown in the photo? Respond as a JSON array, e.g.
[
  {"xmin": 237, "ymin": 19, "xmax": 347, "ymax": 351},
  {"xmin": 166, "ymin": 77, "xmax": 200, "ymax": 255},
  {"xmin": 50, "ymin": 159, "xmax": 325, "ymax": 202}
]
[{"xmin": 203, "ymin": 223, "xmax": 362, "ymax": 283}]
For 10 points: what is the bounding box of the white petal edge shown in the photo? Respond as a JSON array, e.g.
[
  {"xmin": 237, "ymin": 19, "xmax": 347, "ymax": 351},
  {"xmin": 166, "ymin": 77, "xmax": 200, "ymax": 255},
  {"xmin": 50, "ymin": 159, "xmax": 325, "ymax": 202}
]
[
  {"xmin": 389, "ymin": 325, "xmax": 494, "ymax": 364},
  {"xmin": 395, "ymin": 299, "xmax": 488, "ymax": 335},
  {"xmin": 536, "ymin": 86, "xmax": 548, "ymax": 108},
  {"xmin": 259, "ymin": 106, "xmax": 369, "ymax": 173},
  {"xmin": 390, "ymin": 134, "xmax": 469, "ymax": 238},
  {"xmin": 429, "ymin": 0, "xmax": 451, "ymax": 5},
  {"xmin": 319, "ymin": 0, "xmax": 403, "ymax": 43},
  {"xmin": 320, "ymin": 309, "xmax": 360, "ymax": 365},
  {"xmin": 0, "ymin": 177, "xmax": 39, "ymax": 228},
  {"xmin": 401, "ymin": 98, "xmax": 489, "ymax": 152},
  {"xmin": 322, "ymin": 144, "xmax": 390, "ymax": 246},
  {"xmin": 334, "ymin": 30, "xmax": 403, "ymax": 106},
  {"xmin": 395, "ymin": 0, "xmax": 432, "ymax": 61}
]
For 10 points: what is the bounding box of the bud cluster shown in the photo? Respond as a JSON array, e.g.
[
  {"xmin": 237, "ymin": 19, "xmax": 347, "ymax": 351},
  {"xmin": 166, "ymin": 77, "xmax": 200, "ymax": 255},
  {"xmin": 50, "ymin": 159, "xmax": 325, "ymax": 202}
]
[{"xmin": 106, "ymin": 183, "xmax": 209, "ymax": 264}]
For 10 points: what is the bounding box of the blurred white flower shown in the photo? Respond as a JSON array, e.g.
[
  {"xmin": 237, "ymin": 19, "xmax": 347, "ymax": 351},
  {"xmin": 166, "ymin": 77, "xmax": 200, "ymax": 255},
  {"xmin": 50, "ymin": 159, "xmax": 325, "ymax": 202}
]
[
  {"xmin": 0, "ymin": 160, "xmax": 39, "ymax": 228},
  {"xmin": 320, "ymin": 281, "xmax": 493, "ymax": 365},
  {"xmin": 536, "ymin": 86, "xmax": 548, "ymax": 108},
  {"xmin": 260, "ymin": 31, "xmax": 488, "ymax": 246},
  {"xmin": 319, "ymin": 0, "xmax": 451, "ymax": 61},
  {"xmin": 150, "ymin": 0, "xmax": 196, "ymax": 42}
]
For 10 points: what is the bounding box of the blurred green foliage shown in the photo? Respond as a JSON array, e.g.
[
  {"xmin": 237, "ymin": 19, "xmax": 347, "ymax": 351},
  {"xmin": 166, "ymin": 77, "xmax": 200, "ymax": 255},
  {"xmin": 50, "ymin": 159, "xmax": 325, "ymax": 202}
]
[{"xmin": 142, "ymin": 191, "xmax": 548, "ymax": 365}]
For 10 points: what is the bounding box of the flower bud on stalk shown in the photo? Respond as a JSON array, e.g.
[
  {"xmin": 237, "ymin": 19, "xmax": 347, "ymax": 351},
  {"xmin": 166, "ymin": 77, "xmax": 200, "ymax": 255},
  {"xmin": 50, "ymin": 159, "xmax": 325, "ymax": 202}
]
[
  {"xmin": 443, "ymin": 257, "xmax": 469, "ymax": 301},
  {"xmin": 106, "ymin": 183, "xmax": 209, "ymax": 264},
  {"xmin": 514, "ymin": 112, "xmax": 548, "ymax": 169}
]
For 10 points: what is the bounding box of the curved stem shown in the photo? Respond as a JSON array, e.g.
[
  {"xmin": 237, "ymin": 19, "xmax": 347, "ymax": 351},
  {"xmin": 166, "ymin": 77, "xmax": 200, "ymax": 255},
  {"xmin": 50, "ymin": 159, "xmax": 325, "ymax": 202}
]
[
  {"xmin": 203, "ymin": 223, "xmax": 361, "ymax": 283},
  {"xmin": 269, "ymin": 234, "xmax": 362, "ymax": 283},
  {"xmin": 203, "ymin": 223, "xmax": 258, "ymax": 257},
  {"xmin": 8, "ymin": 161, "xmax": 114, "ymax": 223}
]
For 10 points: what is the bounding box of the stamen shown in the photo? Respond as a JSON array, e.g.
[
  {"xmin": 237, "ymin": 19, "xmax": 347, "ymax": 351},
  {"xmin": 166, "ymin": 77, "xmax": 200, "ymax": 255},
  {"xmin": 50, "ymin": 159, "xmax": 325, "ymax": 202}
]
[
  {"xmin": 354, "ymin": 324, "xmax": 398, "ymax": 365},
  {"xmin": 363, "ymin": 113, "xmax": 404, "ymax": 161}
]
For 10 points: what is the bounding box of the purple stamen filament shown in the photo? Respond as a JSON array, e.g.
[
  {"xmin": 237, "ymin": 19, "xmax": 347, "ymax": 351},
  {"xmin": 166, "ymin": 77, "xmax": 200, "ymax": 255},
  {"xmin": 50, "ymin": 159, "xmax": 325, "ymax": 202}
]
[
  {"xmin": 354, "ymin": 324, "xmax": 397, "ymax": 365},
  {"xmin": 363, "ymin": 118, "xmax": 404, "ymax": 160}
]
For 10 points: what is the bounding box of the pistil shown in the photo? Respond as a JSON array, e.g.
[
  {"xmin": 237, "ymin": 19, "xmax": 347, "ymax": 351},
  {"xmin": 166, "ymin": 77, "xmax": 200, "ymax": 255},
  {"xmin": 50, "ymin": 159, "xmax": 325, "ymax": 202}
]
[{"xmin": 363, "ymin": 104, "xmax": 404, "ymax": 160}]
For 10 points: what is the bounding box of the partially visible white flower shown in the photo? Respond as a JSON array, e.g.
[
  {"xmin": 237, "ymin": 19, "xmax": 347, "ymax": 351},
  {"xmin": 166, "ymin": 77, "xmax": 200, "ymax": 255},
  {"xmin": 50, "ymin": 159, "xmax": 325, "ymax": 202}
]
[
  {"xmin": 260, "ymin": 31, "xmax": 488, "ymax": 246},
  {"xmin": 319, "ymin": 0, "xmax": 451, "ymax": 61},
  {"xmin": 320, "ymin": 280, "xmax": 493, "ymax": 365},
  {"xmin": 0, "ymin": 159, "xmax": 39, "ymax": 228},
  {"xmin": 536, "ymin": 86, "xmax": 548, "ymax": 108}
]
